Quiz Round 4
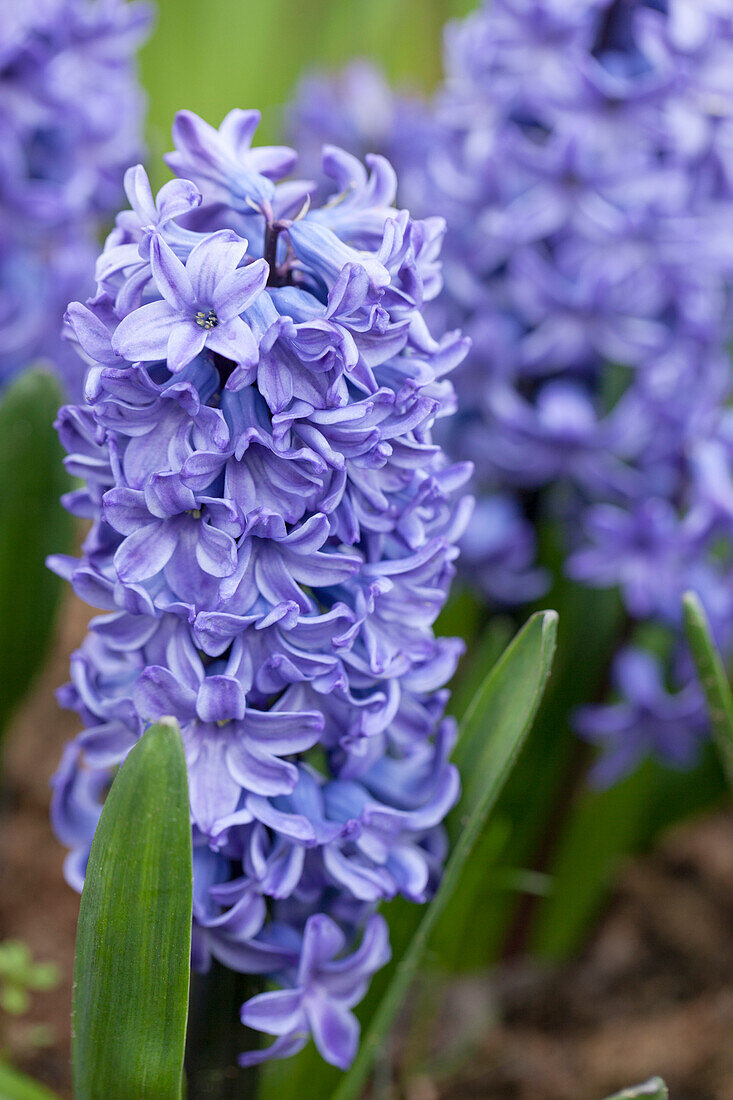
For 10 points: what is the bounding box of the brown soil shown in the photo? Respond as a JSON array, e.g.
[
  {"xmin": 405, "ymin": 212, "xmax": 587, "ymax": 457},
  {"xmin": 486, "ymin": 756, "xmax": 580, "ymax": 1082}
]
[
  {"xmin": 0, "ymin": 593, "xmax": 91, "ymax": 1097},
  {"xmin": 412, "ymin": 814, "xmax": 733, "ymax": 1100},
  {"xmin": 0, "ymin": 595, "xmax": 731, "ymax": 1100}
]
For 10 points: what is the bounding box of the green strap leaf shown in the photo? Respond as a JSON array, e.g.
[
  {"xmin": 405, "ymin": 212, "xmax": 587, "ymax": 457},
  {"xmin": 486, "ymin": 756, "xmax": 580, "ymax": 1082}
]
[
  {"xmin": 0, "ymin": 1063, "xmax": 60, "ymax": 1100},
  {"xmin": 0, "ymin": 369, "xmax": 72, "ymax": 736},
  {"xmin": 446, "ymin": 613, "xmax": 514, "ymax": 727},
  {"xmin": 452, "ymin": 565, "xmax": 623, "ymax": 969},
  {"xmin": 72, "ymin": 719, "xmax": 192, "ymax": 1100},
  {"xmin": 332, "ymin": 610, "xmax": 558, "ymax": 1100},
  {"xmin": 603, "ymin": 1077, "xmax": 668, "ymax": 1100},
  {"xmin": 683, "ymin": 590, "xmax": 733, "ymax": 787}
]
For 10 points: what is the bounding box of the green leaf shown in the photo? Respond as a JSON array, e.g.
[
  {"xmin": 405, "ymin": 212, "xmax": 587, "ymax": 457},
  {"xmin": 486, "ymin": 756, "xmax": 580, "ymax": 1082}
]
[
  {"xmin": 0, "ymin": 369, "xmax": 72, "ymax": 736},
  {"xmin": 402, "ymin": 614, "xmax": 515, "ymax": 974},
  {"xmin": 450, "ymin": 612, "xmax": 556, "ymax": 801},
  {"xmin": 0, "ymin": 1063, "xmax": 60, "ymax": 1100},
  {"xmin": 446, "ymin": 613, "xmax": 516, "ymax": 741},
  {"xmin": 72, "ymin": 719, "xmax": 192, "ymax": 1100},
  {"xmin": 331, "ymin": 610, "xmax": 558, "ymax": 1100},
  {"xmin": 603, "ymin": 1077, "xmax": 668, "ymax": 1100},
  {"xmin": 434, "ymin": 583, "xmax": 484, "ymax": 653},
  {"xmin": 444, "ymin": 563, "xmax": 623, "ymax": 968},
  {"xmin": 683, "ymin": 590, "xmax": 733, "ymax": 787}
]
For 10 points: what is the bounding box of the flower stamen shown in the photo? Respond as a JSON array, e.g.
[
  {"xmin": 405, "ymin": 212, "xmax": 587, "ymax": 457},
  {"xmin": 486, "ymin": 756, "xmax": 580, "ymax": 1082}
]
[{"xmin": 194, "ymin": 308, "xmax": 219, "ymax": 329}]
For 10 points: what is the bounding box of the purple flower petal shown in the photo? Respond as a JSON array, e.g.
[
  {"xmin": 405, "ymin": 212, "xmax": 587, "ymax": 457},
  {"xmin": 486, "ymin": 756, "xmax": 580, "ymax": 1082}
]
[
  {"xmin": 186, "ymin": 230, "xmax": 250, "ymax": 305},
  {"xmin": 305, "ymin": 995, "xmax": 359, "ymax": 1071},
  {"xmin": 240, "ymin": 989, "xmax": 305, "ymax": 1036},
  {"xmin": 196, "ymin": 676, "xmax": 246, "ymax": 723},
  {"xmin": 113, "ymin": 520, "xmax": 178, "ymax": 583},
  {"xmin": 113, "ymin": 300, "xmax": 180, "ymax": 362},
  {"xmin": 299, "ymin": 914, "xmax": 346, "ymax": 977},
  {"xmin": 226, "ymin": 740, "xmax": 298, "ymax": 797},
  {"xmin": 196, "ymin": 522, "xmax": 238, "ymax": 578},
  {"xmin": 213, "ymin": 258, "xmax": 269, "ymax": 322},
  {"xmin": 238, "ymin": 1033, "xmax": 308, "ymax": 1068},
  {"xmin": 242, "ymin": 708, "xmax": 323, "ymax": 754},
  {"xmin": 187, "ymin": 730, "xmax": 243, "ymax": 833},
  {"xmin": 150, "ymin": 233, "xmax": 195, "ymax": 312},
  {"xmin": 124, "ymin": 163, "xmax": 157, "ymax": 224},
  {"xmin": 134, "ymin": 666, "xmax": 198, "ymax": 722},
  {"xmin": 167, "ymin": 321, "xmax": 208, "ymax": 372},
  {"xmin": 66, "ymin": 302, "xmax": 119, "ymax": 366},
  {"xmin": 205, "ymin": 315, "xmax": 259, "ymax": 368},
  {"xmin": 103, "ymin": 487, "xmax": 151, "ymax": 535}
]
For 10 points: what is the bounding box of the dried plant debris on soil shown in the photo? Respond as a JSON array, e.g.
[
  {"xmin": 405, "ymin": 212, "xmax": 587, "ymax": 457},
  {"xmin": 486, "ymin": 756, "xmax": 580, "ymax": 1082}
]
[{"xmin": 420, "ymin": 814, "xmax": 733, "ymax": 1100}]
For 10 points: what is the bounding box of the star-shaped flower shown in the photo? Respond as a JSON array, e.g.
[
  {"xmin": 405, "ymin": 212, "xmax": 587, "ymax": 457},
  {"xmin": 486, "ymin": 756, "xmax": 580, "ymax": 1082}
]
[{"xmin": 113, "ymin": 230, "xmax": 269, "ymax": 372}]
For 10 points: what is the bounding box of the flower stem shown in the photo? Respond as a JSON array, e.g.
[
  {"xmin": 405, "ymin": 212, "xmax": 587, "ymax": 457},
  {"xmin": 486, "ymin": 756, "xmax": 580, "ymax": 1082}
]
[{"xmin": 184, "ymin": 961, "xmax": 262, "ymax": 1100}]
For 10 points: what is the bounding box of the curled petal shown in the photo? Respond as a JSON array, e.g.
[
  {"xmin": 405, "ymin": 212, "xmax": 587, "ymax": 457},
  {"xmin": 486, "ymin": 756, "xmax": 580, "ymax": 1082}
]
[{"xmin": 113, "ymin": 520, "xmax": 178, "ymax": 583}]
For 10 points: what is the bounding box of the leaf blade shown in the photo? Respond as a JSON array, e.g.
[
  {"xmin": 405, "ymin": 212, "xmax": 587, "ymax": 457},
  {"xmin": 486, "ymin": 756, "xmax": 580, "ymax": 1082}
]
[
  {"xmin": 451, "ymin": 563, "xmax": 623, "ymax": 968},
  {"xmin": 683, "ymin": 590, "xmax": 733, "ymax": 787},
  {"xmin": 0, "ymin": 369, "xmax": 72, "ymax": 735},
  {"xmin": 72, "ymin": 719, "xmax": 192, "ymax": 1100},
  {"xmin": 332, "ymin": 610, "xmax": 558, "ymax": 1100},
  {"xmin": 603, "ymin": 1077, "xmax": 668, "ymax": 1100}
]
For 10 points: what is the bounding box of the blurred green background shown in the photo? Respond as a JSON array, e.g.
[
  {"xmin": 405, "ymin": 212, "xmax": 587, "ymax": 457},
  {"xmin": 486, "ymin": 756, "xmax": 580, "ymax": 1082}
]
[{"xmin": 140, "ymin": 0, "xmax": 473, "ymax": 183}]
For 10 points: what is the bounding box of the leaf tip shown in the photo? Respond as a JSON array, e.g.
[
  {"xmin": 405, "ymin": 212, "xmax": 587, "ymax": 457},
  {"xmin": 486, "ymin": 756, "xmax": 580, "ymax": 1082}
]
[
  {"xmin": 541, "ymin": 607, "xmax": 559, "ymax": 630},
  {"xmin": 536, "ymin": 608, "xmax": 559, "ymax": 653},
  {"xmin": 682, "ymin": 588, "xmax": 702, "ymax": 618},
  {"xmin": 158, "ymin": 715, "xmax": 182, "ymax": 732}
]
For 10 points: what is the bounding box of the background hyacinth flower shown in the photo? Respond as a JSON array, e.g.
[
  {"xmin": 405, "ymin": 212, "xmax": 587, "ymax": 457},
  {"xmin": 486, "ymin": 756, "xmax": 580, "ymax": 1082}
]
[
  {"xmin": 0, "ymin": 0, "xmax": 152, "ymax": 394},
  {"xmin": 289, "ymin": 0, "xmax": 733, "ymax": 782},
  {"xmin": 49, "ymin": 107, "xmax": 471, "ymax": 1068},
  {"xmin": 575, "ymin": 646, "xmax": 708, "ymax": 785}
]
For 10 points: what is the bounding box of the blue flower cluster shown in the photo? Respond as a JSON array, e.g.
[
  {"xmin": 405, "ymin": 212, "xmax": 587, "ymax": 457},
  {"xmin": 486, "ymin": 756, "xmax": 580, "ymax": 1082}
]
[
  {"xmin": 50, "ymin": 110, "xmax": 471, "ymax": 1068},
  {"xmin": 0, "ymin": 0, "xmax": 151, "ymax": 393},
  {"xmin": 290, "ymin": 0, "xmax": 733, "ymax": 782}
]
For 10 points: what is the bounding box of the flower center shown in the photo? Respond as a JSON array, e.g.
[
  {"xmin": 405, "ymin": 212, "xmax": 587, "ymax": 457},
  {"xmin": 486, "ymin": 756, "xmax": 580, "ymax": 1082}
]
[{"xmin": 194, "ymin": 308, "xmax": 219, "ymax": 330}]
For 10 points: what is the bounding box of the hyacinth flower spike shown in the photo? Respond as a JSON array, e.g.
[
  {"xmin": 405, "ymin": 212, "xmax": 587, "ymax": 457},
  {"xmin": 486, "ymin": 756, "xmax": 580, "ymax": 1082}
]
[{"xmin": 50, "ymin": 105, "xmax": 471, "ymax": 1070}]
